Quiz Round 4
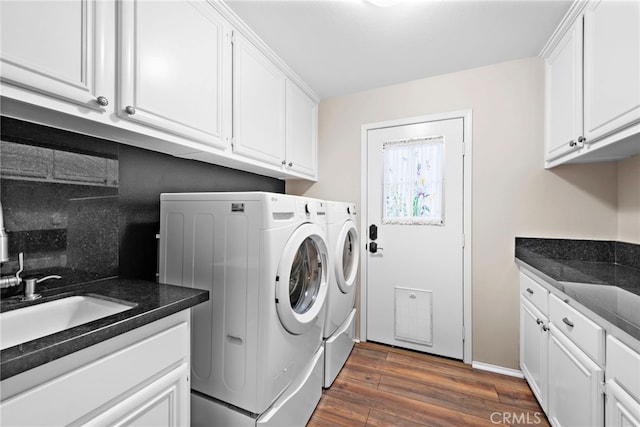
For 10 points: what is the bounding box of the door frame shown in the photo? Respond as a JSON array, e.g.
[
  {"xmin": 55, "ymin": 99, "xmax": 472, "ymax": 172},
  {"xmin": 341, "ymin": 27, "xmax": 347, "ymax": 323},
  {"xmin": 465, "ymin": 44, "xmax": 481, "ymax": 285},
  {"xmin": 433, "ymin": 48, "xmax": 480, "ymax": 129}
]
[{"xmin": 359, "ymin": 109, "xmax": 472, "ymax": 364}]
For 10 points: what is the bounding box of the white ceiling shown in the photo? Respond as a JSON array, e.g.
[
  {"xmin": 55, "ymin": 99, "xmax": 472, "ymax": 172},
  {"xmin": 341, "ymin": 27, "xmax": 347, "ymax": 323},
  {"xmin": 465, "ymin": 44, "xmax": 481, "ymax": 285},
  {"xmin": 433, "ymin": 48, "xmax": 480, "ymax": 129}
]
[{"xmin": 225, "ymin": 0, "xmax": 572, "ymax": 99}]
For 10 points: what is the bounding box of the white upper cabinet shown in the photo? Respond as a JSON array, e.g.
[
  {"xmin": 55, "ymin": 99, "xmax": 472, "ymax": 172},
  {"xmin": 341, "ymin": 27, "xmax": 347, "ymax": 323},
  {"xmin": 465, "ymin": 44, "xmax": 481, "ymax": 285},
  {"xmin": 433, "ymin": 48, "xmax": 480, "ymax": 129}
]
[
  {"xmin": 285, "ymin": 80, "xmax": 318, "ymax": 178},
  {"xmin": 0, "ymin": 0, "xmax": 108, "ymax": 111},
  {"xmin": 542, "ymin": 0, "xmax": 640, "ymax": 168},
  {"xmin": 232, "ymin": 31, "xmax": 286, "ymax": 167},
  {"xmin": 231, "ymin": 30, "xmax": 318, "ymax": 178},
  {"xmin": 0, "ymin": 0, "xmax": 318, "ymax": 180},
  {"xmin": 583, "ymin": 0, "xmax": 640, "ymax": 142},
  {"xmin": 544, "ymin": 18, "xmax": 584, "ymax": 162},
  {"xmin": 118, "ymin": 0, "xmax": 231, "ymax": 149}
]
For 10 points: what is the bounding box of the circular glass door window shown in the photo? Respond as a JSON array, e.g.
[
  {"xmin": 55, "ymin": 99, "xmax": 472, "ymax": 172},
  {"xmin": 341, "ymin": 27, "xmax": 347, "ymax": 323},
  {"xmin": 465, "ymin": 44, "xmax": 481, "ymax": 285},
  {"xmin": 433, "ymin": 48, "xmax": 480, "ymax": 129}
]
[
  {"xmin": 289, "ymin": 237, "xmax": 322, "ymax": 314},
  {"xmin": 336, "ymin": 222, "xmax": 359, "ymax": 294},
  {"xmin": 275, "ymin": 223, "xmax": 328, "ymax": 335}
]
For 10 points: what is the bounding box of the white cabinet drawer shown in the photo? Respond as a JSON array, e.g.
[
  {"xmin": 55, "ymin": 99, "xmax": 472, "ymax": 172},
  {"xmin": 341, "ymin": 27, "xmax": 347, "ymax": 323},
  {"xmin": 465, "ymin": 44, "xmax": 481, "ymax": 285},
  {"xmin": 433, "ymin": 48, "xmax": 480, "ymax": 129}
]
[
  {"xmin": 607, "ymin": 335, "xmax": 640, "ymax": 400},
  {"xmin": 549, "ymin": 293, "xmax": 604, "ymax": 364},
  {"xmin": 520, "ymin": 272, "xmax": 549, "ymax": 314}
]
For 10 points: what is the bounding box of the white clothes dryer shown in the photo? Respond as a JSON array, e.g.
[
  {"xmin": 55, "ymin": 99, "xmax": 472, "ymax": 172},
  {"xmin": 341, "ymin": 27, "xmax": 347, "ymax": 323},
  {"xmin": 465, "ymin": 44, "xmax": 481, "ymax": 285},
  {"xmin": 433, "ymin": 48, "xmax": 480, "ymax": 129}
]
[
  {"xmin": 159, "ymin": 192, "xmax": 329, "ymax": 425},
  {"xmin": 323, "ymin": 200, "xmax": 359, "ymax": 387}
]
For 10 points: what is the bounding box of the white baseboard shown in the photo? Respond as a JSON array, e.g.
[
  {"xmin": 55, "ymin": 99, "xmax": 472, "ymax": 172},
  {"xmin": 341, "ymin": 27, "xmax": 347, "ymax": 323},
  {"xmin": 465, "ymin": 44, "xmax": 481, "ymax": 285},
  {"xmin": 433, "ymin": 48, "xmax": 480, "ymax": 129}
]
[{"xmin": 471, "ymin": 361, "xmax": 524, "ymax": 378}]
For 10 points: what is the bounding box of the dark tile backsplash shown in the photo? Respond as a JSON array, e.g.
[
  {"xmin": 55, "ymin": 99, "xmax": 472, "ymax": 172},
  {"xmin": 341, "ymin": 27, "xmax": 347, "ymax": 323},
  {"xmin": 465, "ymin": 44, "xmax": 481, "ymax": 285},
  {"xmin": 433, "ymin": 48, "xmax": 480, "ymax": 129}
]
[{"xmin": 1, "ymin": 117, "xmax": 285, "ymax": 288}]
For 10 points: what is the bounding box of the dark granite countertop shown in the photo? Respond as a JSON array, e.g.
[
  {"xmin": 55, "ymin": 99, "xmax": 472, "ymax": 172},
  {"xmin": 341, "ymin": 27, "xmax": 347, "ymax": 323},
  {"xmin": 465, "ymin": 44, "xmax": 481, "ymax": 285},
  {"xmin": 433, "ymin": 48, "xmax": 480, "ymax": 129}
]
[
  {"xmin": 0, "ymin": 277, "xmax": 208, "ymax": 380},
  {"xmin": 515, "ymin": 238, "xmax": 640, "ymax": 341}
]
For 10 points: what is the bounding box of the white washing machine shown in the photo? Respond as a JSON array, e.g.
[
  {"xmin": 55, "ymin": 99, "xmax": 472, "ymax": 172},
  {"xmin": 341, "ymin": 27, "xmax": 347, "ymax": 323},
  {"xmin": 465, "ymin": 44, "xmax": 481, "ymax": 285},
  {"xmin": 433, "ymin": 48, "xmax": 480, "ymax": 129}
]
[
  {"xmin": 323, "ymin": 200, "xmax": 359, "ymax": 387},
  {"xmin": 159, "ymin": 192, "xmax": 329, "ymax": 426}
]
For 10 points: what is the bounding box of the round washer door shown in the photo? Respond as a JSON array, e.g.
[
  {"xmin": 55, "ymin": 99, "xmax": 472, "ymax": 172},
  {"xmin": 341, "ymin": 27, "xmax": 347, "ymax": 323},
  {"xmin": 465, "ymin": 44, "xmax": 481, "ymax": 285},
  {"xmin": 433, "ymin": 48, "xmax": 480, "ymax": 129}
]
[
  {"xmin": 276, "ymin": 223, "xmax": 329, "ymax": 335},
  {"xmin": 335, "ymin": 220, "xmax": 359, "ymax": 294}
]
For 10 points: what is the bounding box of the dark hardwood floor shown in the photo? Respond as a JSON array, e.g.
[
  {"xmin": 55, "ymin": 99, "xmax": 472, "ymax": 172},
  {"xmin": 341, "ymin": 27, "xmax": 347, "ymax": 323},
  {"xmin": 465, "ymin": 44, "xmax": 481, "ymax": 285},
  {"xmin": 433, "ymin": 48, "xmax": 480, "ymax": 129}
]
[{"xmin": 308, "ymin": 342, "xmax": 550, "ymax": 427}]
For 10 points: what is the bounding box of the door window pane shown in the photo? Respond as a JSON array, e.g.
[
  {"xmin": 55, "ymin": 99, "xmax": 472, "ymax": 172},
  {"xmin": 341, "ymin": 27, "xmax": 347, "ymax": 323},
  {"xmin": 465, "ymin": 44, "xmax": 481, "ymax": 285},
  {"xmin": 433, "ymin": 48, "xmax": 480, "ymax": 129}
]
[{"xmin": 382, "ymin": 137, "xmax": 444, "ymax": 225}]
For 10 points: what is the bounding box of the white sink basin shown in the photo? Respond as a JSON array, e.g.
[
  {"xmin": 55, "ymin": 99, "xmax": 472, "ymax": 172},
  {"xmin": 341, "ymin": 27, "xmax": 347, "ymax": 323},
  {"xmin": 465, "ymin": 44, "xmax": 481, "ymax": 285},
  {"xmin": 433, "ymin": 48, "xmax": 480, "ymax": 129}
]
[{"xmin": 1, "ymin": 295, "xmax": 135, "ymax": 350}]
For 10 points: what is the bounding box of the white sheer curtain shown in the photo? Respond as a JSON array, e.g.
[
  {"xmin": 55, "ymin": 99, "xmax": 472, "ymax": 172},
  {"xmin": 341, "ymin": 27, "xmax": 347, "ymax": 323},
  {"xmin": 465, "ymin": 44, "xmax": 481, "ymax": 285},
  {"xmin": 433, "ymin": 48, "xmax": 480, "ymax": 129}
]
[{"xmin": 382, "ymin": 137, "xmax": 444, "ymax": 225}]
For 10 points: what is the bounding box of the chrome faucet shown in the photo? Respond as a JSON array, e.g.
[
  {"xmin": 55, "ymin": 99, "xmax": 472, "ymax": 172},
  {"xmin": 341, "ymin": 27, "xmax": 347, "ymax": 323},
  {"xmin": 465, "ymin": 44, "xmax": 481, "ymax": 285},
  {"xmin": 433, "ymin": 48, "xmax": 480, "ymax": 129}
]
[{"xmin": 0, "ymin": 252, "xmax": 23, "ymax": 289}]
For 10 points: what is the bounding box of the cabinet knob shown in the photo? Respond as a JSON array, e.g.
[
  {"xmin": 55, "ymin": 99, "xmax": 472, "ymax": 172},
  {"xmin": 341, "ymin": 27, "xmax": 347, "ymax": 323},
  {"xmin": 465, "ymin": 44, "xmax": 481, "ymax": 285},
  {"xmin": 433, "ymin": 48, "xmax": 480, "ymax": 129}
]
[
  {"xmin": 125, "ymin": 105, "xmax": 136, "ymax": 115},
  {"xmin": 96, "ymin": 96, "xmax": 109, "ymax": 107},
  {"xmin": 569, "ymin": 140, "xmax": 577, "ymax": 147},
  {"xmin": 542, "ymin": 325, "xmax": 549, "ymax": 332},
  {"xmin": 577, "ymin": 136, "xmax": 586, "ymax": 143},
  {"xmin": 281, "ymin": 160, "xmax": 286, "ymax": 165},
  {"xmin": 536, "ymin": 319, "xmax": 543, "ymax": 325},
  {"xmin": 288, "ymin": 162, "xmax": 293, "ymax": 167}
]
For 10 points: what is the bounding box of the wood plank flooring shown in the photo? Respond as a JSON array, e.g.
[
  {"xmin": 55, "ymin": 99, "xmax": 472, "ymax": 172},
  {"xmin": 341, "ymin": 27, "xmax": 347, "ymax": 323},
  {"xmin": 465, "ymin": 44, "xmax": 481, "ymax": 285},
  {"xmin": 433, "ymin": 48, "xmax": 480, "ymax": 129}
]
[{"xmin": 308, "ymin": 342, "xmax": 550, "ymax": 427}]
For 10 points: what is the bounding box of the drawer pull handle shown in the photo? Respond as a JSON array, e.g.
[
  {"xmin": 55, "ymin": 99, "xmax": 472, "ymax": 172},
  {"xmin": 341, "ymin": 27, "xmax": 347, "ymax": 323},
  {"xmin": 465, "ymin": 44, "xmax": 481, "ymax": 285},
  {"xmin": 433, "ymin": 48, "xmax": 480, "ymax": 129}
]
[
  {"xmin": 526, "ymin": 288, "xmax": 534, "ymax": 295},
  {"xmin": 562, "ymin": 317, "xmax": 574, "ymax": 328}
]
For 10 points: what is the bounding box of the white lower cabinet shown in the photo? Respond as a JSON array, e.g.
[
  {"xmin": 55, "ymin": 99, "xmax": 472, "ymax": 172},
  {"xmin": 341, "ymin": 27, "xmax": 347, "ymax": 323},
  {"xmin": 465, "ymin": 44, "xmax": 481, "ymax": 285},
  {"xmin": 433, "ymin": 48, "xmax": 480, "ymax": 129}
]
[
  {"xmin": 606, "ymin": 380, "xmax": 640, "ymax": 427},
  {"xmin": 606, "ymin": 336, "xmax": 640, "ymax": 427},
  {"xmin": 0, "ymin": 312, "xmax": 190, "ymax": 426},
  {"xmin": 548, "ymin": 324, "xmax": 604, "ymax": 427},
  {"xmin": 520, "ymin": 297, "xmax": 549, "ymax": 411},
  {"xmin": 519, "ymin": 269, "xmax": 640, "ymax": 427}
]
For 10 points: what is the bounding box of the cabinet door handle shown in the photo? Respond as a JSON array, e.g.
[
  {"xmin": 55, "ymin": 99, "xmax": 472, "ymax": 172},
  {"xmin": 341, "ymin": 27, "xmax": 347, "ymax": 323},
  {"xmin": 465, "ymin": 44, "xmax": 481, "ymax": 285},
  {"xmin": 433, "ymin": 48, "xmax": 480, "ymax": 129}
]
[
  {"xmin": 568, "ymin": 140, "xmax": 577, "ymax": 147},
  {"xmin": 96, "ymin": 96, "xmax": 109, "ymax": 107},
  {"xmin": 526, "ymin": 288, "xmax": 534, "ymax": 295},
  {"xmin": 578, "ymin": 136, "xmax": 586, "ymax": 143},
  {"xmin": 562, "ymin": 317, "xmax": 574, "ymax": 328},
  {"xmin": 125, "ymin": 105, "xmax": 136, "ymax": 115}
]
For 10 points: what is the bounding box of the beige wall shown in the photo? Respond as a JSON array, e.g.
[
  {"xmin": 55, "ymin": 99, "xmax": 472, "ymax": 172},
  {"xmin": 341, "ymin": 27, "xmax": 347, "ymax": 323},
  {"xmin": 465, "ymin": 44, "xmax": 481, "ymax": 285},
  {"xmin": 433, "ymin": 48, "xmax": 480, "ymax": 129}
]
[
  {"xmin": 288, "ymin": 56, "xmax": 627, "ymax": 369},
  {"xmin": 618, "ymin": 154, "xmax": 640, "ymax": 244}
]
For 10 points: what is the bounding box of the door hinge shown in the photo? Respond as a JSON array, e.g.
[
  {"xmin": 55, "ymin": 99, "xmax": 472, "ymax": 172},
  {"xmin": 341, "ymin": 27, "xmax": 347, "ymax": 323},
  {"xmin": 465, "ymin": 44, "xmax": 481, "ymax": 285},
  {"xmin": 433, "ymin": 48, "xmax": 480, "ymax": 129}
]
[
  {"xmin": 230, "ymin": 137, "xmax": 235, "ymax": 148},
  {"xmin": 462, "ymin": 325, "xmax": 466, "ymax": 341},
  {"xmin": 461, "ymin": 141, "xmax": 466, "ymax": 156},
  {"xmin": 462, "ymin": 233, "xmax": 465, "ymax": 248},
  {"xmin": 600, "ymin": 381, "xmax": 607, "ymax": 397},
  {"xmin": 230, "ymin": 30, "xmax": 235, "ymax": 44}
]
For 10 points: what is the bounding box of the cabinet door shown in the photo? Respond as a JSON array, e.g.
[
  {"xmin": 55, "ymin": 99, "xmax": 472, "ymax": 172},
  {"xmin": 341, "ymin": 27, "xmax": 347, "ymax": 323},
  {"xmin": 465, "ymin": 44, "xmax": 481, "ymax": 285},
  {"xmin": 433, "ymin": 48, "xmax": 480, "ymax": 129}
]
[
  {"xmin": 544, "ymin": 18, "xmax": 584, "ymax": 162},
  {"xmin": 583, "ymin": 0, "xmax": 640, "ymax": 142},
  {"xmin": 606, "ymin": 380, "xmax": 640, "ymax": 427},
  {"xmin": 0, "ymin": 0, "xmax": 108, "ymax": 110},
  {"xmin": 285, "ymin": 81, "xmax": 318, "ymax": 178},
  {"xmin": 119, "ymin": 0, "xmax": 231, "ymax": 149},
  {"xmin": 548, "ymin": 325, "xmax": 604, "ymax": 427},
  {"xmin": 520, "ymin": 298, "xmax": 548, "ymax": 411},
  {"xmin": 84, "ymin": 363, "xmax": 190, "ymax": 426},
  {"xmin": 232, "ymin": 31, "xmax": 286, "ymax": 167}
]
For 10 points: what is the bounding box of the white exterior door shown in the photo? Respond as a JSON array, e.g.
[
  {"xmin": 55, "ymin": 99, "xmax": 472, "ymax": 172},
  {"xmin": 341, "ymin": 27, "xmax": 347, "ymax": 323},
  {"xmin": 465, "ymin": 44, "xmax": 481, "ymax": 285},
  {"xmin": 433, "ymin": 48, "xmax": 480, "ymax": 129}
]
[{"xmin": 364, "ymin": 115, "xmax": 466, "ymax": 360}]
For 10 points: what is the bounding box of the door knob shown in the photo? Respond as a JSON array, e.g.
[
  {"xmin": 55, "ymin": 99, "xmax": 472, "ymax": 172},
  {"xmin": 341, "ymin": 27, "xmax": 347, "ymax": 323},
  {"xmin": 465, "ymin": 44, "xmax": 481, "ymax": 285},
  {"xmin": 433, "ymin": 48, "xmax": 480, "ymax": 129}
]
[{"xmin": 369, "ymin": 242, "xmax": 383, "ymax": 253}]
